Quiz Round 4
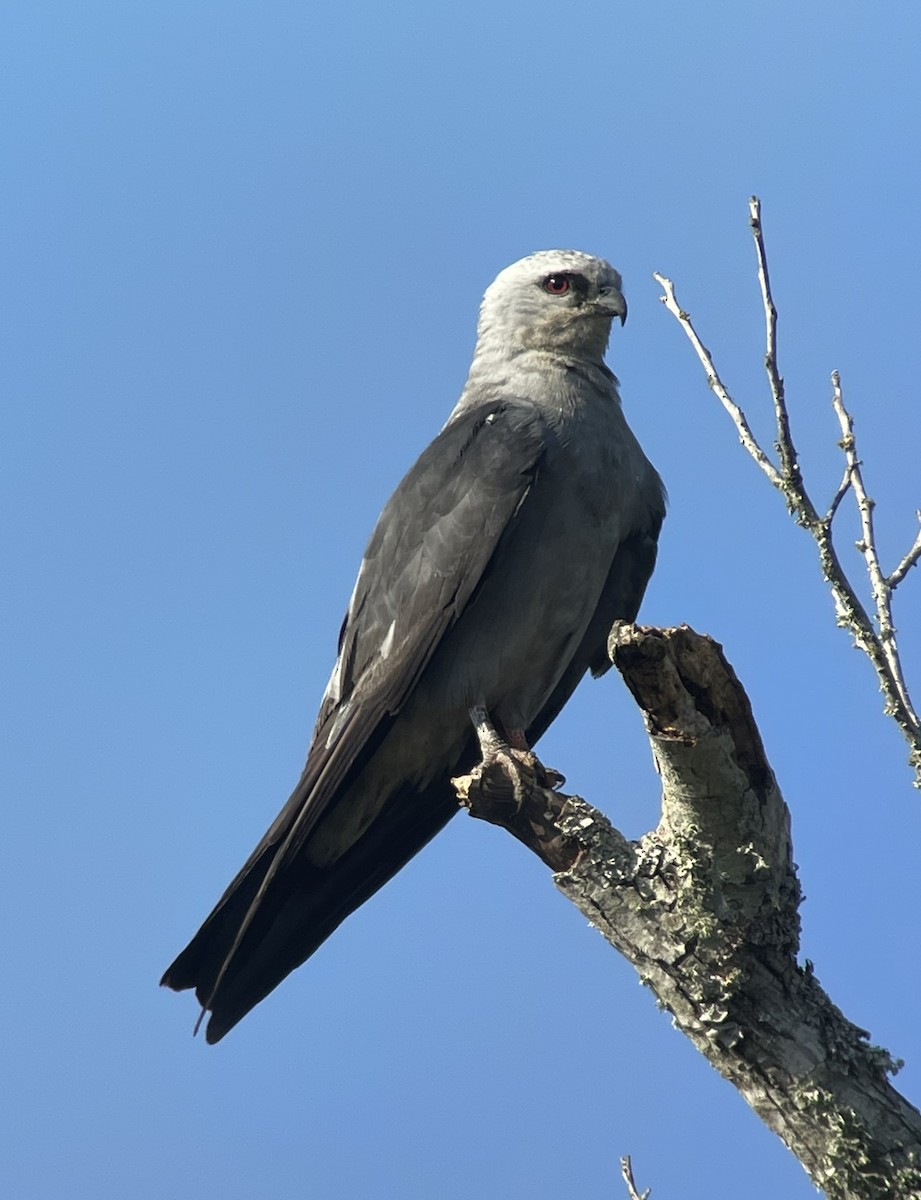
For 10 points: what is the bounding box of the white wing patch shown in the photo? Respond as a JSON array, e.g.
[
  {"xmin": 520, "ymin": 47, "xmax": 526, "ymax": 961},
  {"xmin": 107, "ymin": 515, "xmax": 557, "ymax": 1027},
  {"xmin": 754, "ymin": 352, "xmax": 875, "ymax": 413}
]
[
  {"xmin": 322, "ymin": 559, "xmax": 372, "ymax": 710},
  {"xmin": 379, "ymin": 619, "xmax": 396, "ymax": 659},
  {"xmin": 323, "ymin": 652, "xmax": 346, "ymax": 707},
  {"xmin": 322, "ymin": 620, "xmax": 395, "ymax": 751},
  {"xmin": 325, "ymin": 699, "xmax": 352, "ymax": 749}
]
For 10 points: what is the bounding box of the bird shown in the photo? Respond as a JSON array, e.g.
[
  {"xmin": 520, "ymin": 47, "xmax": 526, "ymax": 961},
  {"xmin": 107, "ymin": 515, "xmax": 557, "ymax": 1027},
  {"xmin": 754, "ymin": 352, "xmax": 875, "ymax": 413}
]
[{"xmin": 161, "ymin": 249, "xmax": 666, "ymax": 1043}]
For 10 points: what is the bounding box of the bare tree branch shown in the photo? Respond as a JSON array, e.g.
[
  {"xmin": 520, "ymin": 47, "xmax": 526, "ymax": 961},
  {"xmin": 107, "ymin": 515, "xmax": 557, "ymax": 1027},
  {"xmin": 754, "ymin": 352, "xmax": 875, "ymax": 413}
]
[
  {"xmin": 830, "ymin": 375, "xmax": 918, "ymax": 727},
  {"xmin": 455, "ymin": 626, "xmax": 921, "ymax": 1199},
  {"xmin": 749, "ymin": 195, "xmax": 798, "ymax": 484},
  {"xmin": 888, "ymin": 516, "xmax": 921, "ymax": 590},
  {"xmin": 825, "ymin": 459, "xmax": 853, "ymax": 526},
  {"xmin": 620, "ymin": 1155, "xmax": 652, "ymax": 1200},
  {"xmin": 654, "ymin": 199, "xmax": 921, "ymax": 784},
  {"xmin": 652, "ymin": 271, "xmax": 785, "ymax": 492}
]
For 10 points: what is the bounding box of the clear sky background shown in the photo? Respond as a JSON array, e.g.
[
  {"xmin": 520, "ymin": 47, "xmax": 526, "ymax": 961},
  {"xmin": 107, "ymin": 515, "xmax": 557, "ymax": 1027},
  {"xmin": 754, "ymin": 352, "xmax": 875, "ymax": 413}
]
[{"xmin": 4, "ymin": 3, "xmax": 920, "ymax": 1197}]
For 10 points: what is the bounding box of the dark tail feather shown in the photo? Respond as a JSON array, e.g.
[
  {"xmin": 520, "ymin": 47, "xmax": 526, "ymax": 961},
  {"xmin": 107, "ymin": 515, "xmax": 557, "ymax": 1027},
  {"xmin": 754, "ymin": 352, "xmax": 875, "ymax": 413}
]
[
  {"xmin": 160, "ymin": 841, "xmax": 279, "ymax": 1000},
  {"xmin": 161, "ymin": 775, "xmax": 462, "ymax": 1043}
]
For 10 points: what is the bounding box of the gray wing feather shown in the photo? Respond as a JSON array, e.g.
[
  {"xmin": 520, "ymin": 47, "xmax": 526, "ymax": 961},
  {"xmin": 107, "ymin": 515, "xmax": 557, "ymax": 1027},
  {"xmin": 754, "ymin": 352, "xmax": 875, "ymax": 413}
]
[{"xmin": 527, "ymin": 508, "xmax": 664, "ymax": 743}]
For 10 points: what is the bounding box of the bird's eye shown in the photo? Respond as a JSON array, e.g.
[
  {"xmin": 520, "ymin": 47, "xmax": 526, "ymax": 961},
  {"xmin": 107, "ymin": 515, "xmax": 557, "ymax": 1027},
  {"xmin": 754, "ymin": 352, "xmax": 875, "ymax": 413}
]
[{"xmin": 542, "ymin": 274, "xmax": 570, "ymax": 295}]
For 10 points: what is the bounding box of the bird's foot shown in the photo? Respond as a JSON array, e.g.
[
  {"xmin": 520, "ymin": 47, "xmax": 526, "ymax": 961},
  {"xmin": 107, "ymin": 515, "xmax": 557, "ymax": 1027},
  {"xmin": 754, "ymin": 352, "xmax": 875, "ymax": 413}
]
[
  {"xmin": 452, "ymin": 706, "xmax": 579, "ymax": 872},
  {"xmin": 464, "ymin": 705, "xmax": 564, "ymax": 810}
]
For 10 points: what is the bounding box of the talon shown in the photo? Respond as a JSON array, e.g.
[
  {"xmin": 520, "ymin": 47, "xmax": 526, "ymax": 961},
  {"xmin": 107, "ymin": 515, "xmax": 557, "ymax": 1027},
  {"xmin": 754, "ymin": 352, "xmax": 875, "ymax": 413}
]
[{"xmin": 467, "ymin": 705, "xmax": 563, "ymax": 809}]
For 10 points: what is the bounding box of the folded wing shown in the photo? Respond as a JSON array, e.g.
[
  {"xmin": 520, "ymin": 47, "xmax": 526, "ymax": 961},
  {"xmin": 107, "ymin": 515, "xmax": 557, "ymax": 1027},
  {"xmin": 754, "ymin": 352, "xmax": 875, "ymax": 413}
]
[{"xmin": 161, "ymin": 400, "xmax": 551, "ymax": 1040}]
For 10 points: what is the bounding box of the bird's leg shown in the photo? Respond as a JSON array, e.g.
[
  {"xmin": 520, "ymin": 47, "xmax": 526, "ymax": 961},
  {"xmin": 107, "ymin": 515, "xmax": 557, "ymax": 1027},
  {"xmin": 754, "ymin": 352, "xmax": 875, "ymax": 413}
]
[
  {"xmin": 453, "ymin": 705, "xmax": 577, "ymax": 872},
  {"xmin": 468, "ymin": 704, "xmax": 564, "ymax": 810},
  {"xmin": 504, "ymin": 726, "xmax": 532, "ymax": 752}
]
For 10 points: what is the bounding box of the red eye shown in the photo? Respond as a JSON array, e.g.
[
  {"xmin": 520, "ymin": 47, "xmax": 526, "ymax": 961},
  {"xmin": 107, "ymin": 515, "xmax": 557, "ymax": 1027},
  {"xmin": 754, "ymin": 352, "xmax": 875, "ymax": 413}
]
[{"xmin": 542, "ymin": 274, "xmax": 570, "ymax": 295}]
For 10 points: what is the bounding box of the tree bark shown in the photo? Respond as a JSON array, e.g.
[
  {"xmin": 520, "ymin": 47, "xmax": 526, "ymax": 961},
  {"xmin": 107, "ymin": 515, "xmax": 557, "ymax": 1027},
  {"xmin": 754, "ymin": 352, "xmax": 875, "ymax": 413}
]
[{"xmin": 453, "ymin": 625, "xmax": 921, "ymax": 1199}]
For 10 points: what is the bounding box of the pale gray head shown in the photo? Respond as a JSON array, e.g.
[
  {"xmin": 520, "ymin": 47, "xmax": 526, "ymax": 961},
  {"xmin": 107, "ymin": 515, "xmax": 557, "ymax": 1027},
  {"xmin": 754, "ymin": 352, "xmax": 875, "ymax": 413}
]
[{"xmin": 475, "ymin": 249, "xmax": 626, "ymax": 362}]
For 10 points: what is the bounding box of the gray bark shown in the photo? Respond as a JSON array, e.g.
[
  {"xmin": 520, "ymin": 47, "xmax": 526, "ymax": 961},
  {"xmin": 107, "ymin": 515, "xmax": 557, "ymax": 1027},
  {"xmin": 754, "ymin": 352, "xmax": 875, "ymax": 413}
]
[{"xmin": 454, "ymin": 624, "xmax": 921, "ymax": 1199}]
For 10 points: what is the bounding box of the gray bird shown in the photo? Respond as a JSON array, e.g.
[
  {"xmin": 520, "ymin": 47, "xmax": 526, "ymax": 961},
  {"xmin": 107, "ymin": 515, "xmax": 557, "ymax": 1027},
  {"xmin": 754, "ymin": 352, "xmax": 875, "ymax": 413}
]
[{"xmin": 161, "ymin": 250, "xmax": 666, "ymax": 1042}]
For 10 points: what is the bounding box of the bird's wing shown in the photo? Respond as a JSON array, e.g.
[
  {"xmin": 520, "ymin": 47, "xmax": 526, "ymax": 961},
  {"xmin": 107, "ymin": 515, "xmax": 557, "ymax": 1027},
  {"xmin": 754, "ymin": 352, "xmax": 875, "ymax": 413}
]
[
  {"xmin": 526, "ymin": 497, "xmax": 664, "ymax": 743},
  {"xmin": 161, "ymin": 398, "xmax": 549, "ymax": 1006},
  {"xmin": 273, "ymin": 396, "xmax": 549, "ymax": 860}
]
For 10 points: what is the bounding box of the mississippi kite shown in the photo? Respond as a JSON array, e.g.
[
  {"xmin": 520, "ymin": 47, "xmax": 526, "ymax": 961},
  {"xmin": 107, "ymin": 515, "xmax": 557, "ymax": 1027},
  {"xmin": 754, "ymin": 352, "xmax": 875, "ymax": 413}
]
[{"xmin": 162, "ymin": 250, "xmax": 666, "ymax": 1042}]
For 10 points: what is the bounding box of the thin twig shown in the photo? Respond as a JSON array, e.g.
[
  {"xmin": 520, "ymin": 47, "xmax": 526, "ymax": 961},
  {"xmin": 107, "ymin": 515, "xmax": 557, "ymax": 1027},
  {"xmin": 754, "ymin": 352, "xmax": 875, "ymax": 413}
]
[
  {"xmin": 830, "ymin": 374, "xmax": 891, "ymax": 638},
  {"xmin": 750, "ymin": 196, "xmax": 797, "ymax": 482},
  {"xmin": 652, "ymin": 272, "xmax": 785, "ymax": 491},
  {"xmin": 825, "ymin": 462, "xmax": 853, "ymax": 525},
  {"xmin": 620, "ymin": 1155, "xmax": 652, "ymax": 1200},
  {"xmin": 888, "ymin": 514, "xmax": 921, "ymax": 590}
]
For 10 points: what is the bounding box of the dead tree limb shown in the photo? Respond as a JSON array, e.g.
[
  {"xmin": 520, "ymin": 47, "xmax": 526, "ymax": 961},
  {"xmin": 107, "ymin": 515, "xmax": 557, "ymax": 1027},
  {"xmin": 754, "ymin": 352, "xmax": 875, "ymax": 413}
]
[{"xmin": 455, "ymin": 625, "xmax": 921, "ymax": 1200}]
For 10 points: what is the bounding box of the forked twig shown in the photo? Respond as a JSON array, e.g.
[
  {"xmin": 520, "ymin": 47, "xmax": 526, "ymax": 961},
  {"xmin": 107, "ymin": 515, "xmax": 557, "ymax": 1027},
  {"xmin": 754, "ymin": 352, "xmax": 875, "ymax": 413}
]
[{"xmin": 620, "ymin": 1155, "xmax": 652, "ymax": 1200}]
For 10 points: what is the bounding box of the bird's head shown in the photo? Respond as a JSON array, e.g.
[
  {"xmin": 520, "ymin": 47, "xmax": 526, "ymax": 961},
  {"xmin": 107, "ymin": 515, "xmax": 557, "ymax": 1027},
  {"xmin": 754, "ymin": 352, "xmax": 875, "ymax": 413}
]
[{"xmin": 476, "ymin": 250, "xmax": 626, "ymax": 362}]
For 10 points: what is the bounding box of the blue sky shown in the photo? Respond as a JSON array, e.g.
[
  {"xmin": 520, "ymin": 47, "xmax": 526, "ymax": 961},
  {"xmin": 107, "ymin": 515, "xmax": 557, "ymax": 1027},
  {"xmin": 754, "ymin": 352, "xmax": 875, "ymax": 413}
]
[{"xmin": 3, "ymin": 2, "xmax": 920, "ymax": 1197}]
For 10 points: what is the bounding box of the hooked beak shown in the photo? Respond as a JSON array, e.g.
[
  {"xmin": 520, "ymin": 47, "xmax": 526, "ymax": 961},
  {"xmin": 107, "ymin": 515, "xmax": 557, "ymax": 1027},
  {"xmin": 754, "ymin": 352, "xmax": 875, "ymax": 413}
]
[{"xmin": 590, "ymin": 286, "xmax": 627, "ymax": 325}]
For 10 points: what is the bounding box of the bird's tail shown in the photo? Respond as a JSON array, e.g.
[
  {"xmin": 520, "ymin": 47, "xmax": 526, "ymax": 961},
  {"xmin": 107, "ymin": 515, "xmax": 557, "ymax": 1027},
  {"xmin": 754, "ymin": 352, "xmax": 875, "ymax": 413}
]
[{"xmin": 160, "ymin": 777, "xmax": 460, "ymax": 1043}]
